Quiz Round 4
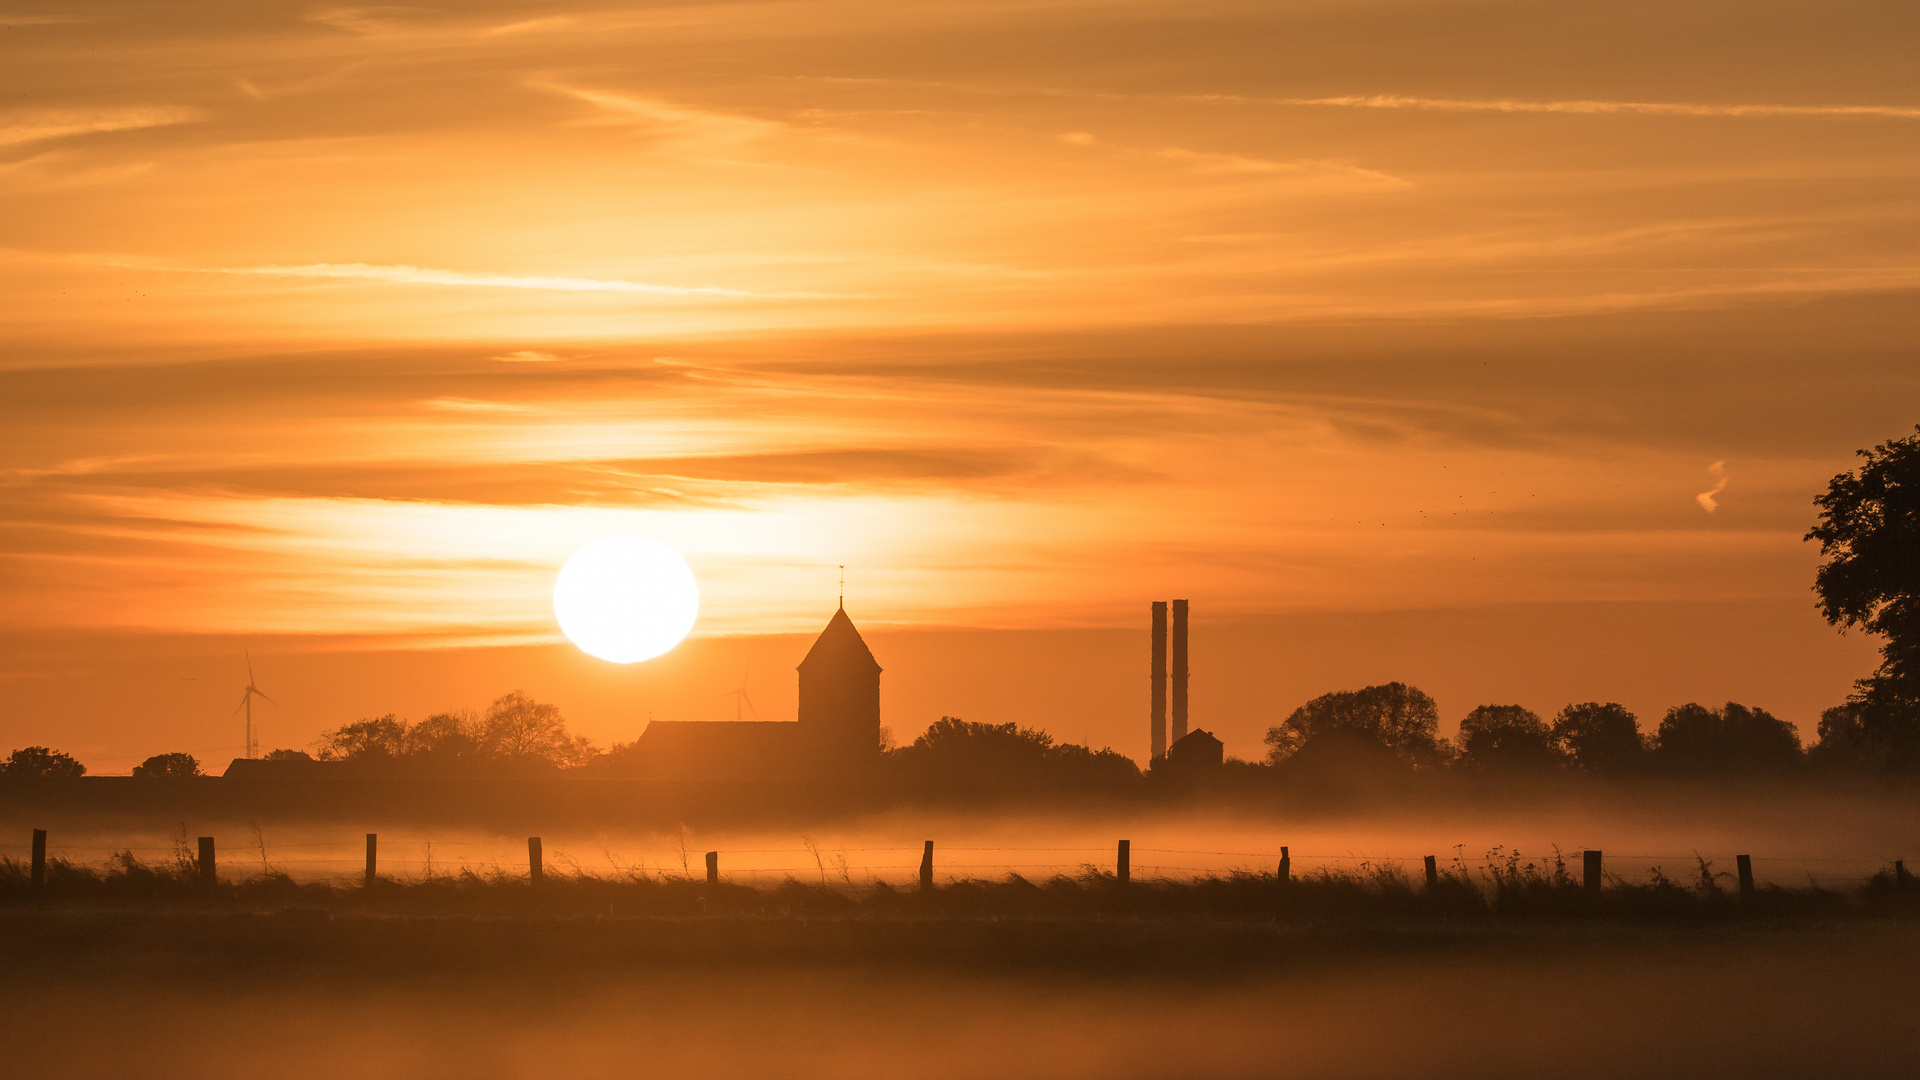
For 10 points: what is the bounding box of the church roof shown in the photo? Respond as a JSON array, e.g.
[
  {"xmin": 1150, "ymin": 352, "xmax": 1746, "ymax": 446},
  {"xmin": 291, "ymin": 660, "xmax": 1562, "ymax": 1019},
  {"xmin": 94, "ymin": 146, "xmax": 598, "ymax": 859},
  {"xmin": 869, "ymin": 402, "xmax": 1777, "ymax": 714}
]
[{"xmin": 797, "ymin": 605, "xmax": 882, "ymax": 674}]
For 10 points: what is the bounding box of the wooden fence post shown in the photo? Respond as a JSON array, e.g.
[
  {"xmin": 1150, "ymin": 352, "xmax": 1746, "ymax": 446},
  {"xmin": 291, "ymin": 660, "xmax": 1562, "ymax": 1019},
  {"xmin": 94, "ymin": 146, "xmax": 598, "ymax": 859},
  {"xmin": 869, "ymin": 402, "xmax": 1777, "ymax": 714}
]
[
  {"xmin": 198, "ymin": 836, "xmax": 216, "ymax": 887},
  {"xmin": 1117, "ymin": 840, "xmax": 1130, "ymax": 884},
  {"xmin": 1278, "ymin": 846, "xmax": 1290, "ymax": 885},
  {"xmin": 1736, "ymin": 854, "xmax": 1755, "ymax": 899},
  {"xmin": 30, "ymin": 829, "xmax": 46, "ymax": 891},
  {"xmin": 919, "ymin": 840, "xmax": 934, "ymax": 891},
  {"xmin": 364, "ymin": 834, "xmax": 377, "ymax": 887},
  {"xmin": 1583, "ymin": 850, "xmax": 1602, "ymax": 896},
  {"xmin": 706, "ymin": 850, "xmax": 718, "ymax": 885},
  {"xmin": 1424, "ymin": 855, "xmax": 1438, "ymax": 890},
  {"xmin": 528, "ymin": 837, "xmax": 543, "ymax": 885}
]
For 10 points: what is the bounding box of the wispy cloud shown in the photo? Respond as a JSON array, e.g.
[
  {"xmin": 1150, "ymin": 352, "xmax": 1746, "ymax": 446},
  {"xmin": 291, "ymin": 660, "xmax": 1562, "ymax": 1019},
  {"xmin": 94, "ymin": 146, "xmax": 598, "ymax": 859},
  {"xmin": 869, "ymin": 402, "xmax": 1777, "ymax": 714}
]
[
  {"xmin": 1696, "ymin": 460, "xmax": 1728, "ymax": 512},
  {"xmin": 0, "ymin": 106, "xmax": 205, "ymax": 149},
  {"xmin": 1152, "ymin": 147, "xmax": 1409, "ymax": 187},
  {"xmin": 1233, "ymin": 94, "xmax": 1920, "ymax": 120},
  {"xmin": 531, "ymin": 82, "xmax": 785, "ymax": 151},
  {"xmin": 201, "ymin": 262, "xmax": 761, "ymax": 297}
]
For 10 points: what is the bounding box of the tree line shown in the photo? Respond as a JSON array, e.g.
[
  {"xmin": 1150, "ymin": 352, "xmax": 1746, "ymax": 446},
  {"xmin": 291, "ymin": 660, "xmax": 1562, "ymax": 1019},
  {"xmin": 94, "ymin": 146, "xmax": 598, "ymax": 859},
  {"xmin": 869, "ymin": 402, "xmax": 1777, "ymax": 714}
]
[{"xmin": 7, "ymin": 423, "xmax": 1920, "ymax": 783}]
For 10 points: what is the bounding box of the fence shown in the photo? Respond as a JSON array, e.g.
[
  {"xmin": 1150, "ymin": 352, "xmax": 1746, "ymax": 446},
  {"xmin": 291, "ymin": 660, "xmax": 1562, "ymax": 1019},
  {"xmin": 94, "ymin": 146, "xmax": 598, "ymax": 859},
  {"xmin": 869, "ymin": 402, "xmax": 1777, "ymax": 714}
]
[{"xmin": 4, "ymin": 829, "xmax": 1911, "ymax": 891}]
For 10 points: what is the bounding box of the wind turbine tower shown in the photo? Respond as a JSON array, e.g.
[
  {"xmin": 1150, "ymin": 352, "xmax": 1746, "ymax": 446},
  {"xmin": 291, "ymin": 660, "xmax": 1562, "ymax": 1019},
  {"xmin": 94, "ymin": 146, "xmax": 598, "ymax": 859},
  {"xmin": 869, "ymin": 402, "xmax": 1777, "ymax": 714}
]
[
  {"xmin": 720, "ymin": 665, "xmax": 760, "ymax": 723},
  {"xmin": 235, "ymin": 651, "xmax": 275, "ymax": 759}
]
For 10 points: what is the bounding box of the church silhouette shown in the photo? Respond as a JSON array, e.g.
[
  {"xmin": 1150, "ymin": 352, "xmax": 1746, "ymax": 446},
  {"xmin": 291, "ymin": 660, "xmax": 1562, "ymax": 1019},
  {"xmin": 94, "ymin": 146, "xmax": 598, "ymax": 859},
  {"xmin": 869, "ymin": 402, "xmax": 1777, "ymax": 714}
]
[{"xmin": 632, "ymin": 604, "xmax": 883, "ymax": 780}]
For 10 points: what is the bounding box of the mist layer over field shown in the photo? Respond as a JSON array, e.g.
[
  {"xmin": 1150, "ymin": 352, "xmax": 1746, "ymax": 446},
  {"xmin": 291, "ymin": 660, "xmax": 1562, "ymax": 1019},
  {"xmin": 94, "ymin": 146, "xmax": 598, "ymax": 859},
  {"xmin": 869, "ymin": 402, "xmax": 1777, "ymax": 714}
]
[{"xmin": 9, "ymin": 784, "xmax": 1913, "ymax": 889}]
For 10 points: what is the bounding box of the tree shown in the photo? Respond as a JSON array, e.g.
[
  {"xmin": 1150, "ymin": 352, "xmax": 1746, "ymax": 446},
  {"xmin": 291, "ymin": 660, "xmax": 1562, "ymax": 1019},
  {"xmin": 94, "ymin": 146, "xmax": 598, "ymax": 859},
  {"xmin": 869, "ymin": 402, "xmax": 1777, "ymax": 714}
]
[
  {"xmin": 1650, "ymin": 702, "xmax": 1802, "ymax": 776},
  {"xmin": 1264, "ymin": 682, "xmax": 1446, "ymax": 767},
  {"xmin": 262, "ymin": 748, "xmax": 313, "ymax": 762},
  {"xmin": 1809, "ymin": 425, "xmax": 1920, "ymax": 769},
  {"xmin": 314, "ymin": 715, "xmax": 408, "ymax": 762},
  {"xmin": 132, "ymin": 752, "xmax": 201, "ymax": 779},
  {"xmin": 1807, "ymin": 701, "xmax": 1883, "ymax": 774},
  {"xmin": 1551, "ymin": 702, "xmax": 1645, "ymax": 775},
  {"xmin": 479, "ymin": 691, "xmax": 593, "ymax": 767},
  {"xmin": 405, "ymin": 711, "xmax": 483, "ymax": 760},
  {"xmin": 1, "ymin": 746, "xmax": 86, "ymax": 778},
  {"xmin": 1455, "ymin": 705, "xmax": 1562, "ymax": 771}
]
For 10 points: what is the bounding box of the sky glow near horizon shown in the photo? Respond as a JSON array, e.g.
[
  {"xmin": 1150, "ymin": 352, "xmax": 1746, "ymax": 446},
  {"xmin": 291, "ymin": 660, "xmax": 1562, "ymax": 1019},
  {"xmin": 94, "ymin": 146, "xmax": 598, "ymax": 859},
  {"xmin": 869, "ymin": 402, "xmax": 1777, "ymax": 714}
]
[{"xmin": 4, "ymin": 0, "xmax": 1920, "ymax": 655}]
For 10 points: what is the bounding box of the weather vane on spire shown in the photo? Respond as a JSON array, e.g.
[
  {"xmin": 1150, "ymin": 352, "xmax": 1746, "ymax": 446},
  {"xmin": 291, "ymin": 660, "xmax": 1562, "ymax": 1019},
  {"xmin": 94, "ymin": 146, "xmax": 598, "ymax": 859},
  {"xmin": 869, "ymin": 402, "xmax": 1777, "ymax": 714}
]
[{"xmin": 838, "ymin": 564, "xmax": 845, "ymax": 608}]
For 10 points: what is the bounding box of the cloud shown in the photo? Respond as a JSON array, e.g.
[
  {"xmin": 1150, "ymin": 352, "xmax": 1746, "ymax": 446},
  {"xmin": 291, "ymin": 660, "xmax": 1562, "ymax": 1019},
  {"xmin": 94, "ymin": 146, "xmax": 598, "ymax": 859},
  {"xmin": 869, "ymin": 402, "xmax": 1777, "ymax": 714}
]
[
  {"xmin": 493, "ymin": 350, "xmax": 564, "ymax": 363},
  {"xmin": 1696, "ymin": 460, "xmax": 1727, "ymax": 513},
  {"xmin": 1243, "ymin": 94, "xmax": 1920, "ymax": 120},
  {"xmin": 1060, "ymin": 131, "xmax": 1096, "ymax": 146},
  {"xmin": 530, "ymin": 82, "xmax": 785, "ymax": 152},
  {"xmin": 0, "ymin": 106, "xmax": 205, "ymax": 149},
  {"xmin": 196, "ymin": 262, "xmax": 762, "ymax": 297},
  {"xmin": 1152, "ymin": 147, "xmax": 1409, "ymax": 187}
]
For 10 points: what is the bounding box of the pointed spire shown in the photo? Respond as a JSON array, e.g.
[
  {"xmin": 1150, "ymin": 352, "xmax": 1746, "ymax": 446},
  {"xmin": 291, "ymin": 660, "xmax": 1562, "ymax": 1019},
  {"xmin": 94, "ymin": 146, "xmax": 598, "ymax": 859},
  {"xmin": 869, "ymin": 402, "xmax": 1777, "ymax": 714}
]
[{"xmin": 798, "ymin": 605, "xmax": 881, "ymax": 674}]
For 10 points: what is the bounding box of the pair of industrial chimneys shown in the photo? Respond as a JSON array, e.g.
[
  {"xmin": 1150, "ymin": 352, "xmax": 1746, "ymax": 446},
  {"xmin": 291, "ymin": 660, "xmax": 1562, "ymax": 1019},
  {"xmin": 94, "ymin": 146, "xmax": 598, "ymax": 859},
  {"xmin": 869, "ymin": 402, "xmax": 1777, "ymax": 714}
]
[{"xmin": 1149, "ymin": 599, "xmax": 1190, "ymax": 761}]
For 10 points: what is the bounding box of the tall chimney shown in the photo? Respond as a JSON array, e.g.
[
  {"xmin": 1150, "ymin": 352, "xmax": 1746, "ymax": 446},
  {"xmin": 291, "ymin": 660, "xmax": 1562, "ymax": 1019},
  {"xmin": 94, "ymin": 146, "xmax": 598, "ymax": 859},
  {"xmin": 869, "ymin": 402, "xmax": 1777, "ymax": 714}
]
[
  {"xmin": 1150, "ymin": 601, "xmax": 1168, "ymax": 761},
  {"xmin": 1171, "ymin": 599, "xmax": 1189, "ymax": 743}
]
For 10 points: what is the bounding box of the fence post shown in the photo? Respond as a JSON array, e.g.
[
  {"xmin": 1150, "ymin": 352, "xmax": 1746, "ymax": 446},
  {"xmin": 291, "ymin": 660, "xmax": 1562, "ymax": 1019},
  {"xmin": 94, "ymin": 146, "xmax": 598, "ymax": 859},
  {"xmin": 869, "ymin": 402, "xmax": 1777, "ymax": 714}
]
[
  {"xmin": 1583, "ymin": 850, "xmax": 1602, "ymax": 896},
  {"xmin": 1117, "ymin": 840, "xmax": 1130, "ymax": 884},
  {"xmin": 364, "ymin": 833, "xmax": 377, "ymax": 887},
  {"xmin": 1897, "ymin": 860, "xmax": 1912, "ymax": 891},
  {"xmin": 706, "ymin": 850, "xmax": 718, "ymax": 885},
  {"xmin": 1278, "ymin": 846, "xmax": 1290, "ymax": 885},
  {"xmin": 1424, "ymin": 855, "xmax": 1438, "ymax": 890},
  {"xmin": 528, "ymin": 837, "xmax": 543, "ymax": 885},
  {"xmin": 1736, "ymin": 854, "xmax": 1755, "ymax": 899},
  {"xmin": 919, "ymin": 840, "xmax": 934, "ymax": 891},
  {"xmin": 30, "ymin": 829, "xmax": 46, "ymax": 891},
  {"xmin": 198, "ymin": 836, "xmax": 216, "ymax": 886}
]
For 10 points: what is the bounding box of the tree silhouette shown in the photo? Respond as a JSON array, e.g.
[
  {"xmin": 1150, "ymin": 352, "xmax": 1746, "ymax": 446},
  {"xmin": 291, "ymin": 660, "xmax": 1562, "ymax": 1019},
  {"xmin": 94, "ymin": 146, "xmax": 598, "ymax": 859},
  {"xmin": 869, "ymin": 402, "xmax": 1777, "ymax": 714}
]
[
  {"xmin": 131, "ymin": 752, "xmax": 201, "ymax": 779},
  {"xmin": 314, "ymin": 715, "xmax": 408, "ymax": 761},
  {"xmin": 1807, "ymin": 701, "xmax": 1883, "ymax": 774},
  {"xmin": 1264, "ymin": 683, "xmax": 1446, "ymax": 768},
  {"xmin": 1651, "ymin": 702, "xmax": 1802, "ymax": 776},
  {"xmin": 1809, "ymin": 424, "xmax": 1920, "ymax": 769},
  {"xmin": 1, "ymin": 746, "xmax": 86, "ymax": 778},
  {"xmin": 889, "ymin": 716, "xmax": 1138, "ymax": 785},
  {"xmin": 1551, "ymin": 702, "xmax": 1645, "ymax": 774},
  {"xmin": 1456, "ymin": 705, "xmax": 1562, "ymax": 770},
  {"xmin": 480, "ymin": 691, "xmax": 593, "ymax": 766}
]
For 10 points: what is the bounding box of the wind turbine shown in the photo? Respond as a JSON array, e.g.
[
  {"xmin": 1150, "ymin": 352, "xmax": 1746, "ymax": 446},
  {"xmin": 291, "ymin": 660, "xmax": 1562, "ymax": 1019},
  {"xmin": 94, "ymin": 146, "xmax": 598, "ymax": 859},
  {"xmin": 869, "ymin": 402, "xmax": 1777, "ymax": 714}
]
[
  {"xmin": 234, "ymin": 650, "xmax": 275, "ymax": 759},
  {"xmin": 719, "ymin": 664, "xmax": 760, "ymax": 723}
]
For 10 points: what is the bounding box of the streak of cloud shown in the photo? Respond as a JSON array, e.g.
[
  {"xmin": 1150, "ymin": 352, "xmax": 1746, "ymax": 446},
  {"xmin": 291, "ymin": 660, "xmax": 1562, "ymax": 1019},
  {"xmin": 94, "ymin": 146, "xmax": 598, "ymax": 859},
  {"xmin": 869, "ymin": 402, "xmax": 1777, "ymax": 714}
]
[
  {"xmin": 198, "ymin": 262, "xmax": 769, "ymax": 297},
  {"xmin": 1696, "ymin": 460, "xmax": 1728, "ymax": 513},
  {"xmin": 1243, "ymin": 94, "xmax": 1920, "ymax": 120},
  {"xmin": 0, "ymin": 106, "xmax": 205, "ymax": 149},
  {"xmin": 1152, "ymin": 147, "xmax": 1409, "ymax": 187}
]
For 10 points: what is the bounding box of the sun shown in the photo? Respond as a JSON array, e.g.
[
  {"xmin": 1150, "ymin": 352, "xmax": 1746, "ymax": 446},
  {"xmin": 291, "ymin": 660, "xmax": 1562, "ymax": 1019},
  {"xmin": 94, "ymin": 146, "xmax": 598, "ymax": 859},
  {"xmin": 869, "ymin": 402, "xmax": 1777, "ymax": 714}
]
[{"xmin": 553, "ymin": 536, "xmax": 700, "ymax": 663}]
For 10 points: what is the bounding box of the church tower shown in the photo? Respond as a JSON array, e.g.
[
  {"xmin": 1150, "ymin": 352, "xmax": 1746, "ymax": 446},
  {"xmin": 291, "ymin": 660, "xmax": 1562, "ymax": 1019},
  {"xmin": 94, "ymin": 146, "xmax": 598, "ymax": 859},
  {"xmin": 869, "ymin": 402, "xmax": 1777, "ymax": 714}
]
[{"xmin": 797, "ymin": 604, "xmax": 882, "ymax": 770}]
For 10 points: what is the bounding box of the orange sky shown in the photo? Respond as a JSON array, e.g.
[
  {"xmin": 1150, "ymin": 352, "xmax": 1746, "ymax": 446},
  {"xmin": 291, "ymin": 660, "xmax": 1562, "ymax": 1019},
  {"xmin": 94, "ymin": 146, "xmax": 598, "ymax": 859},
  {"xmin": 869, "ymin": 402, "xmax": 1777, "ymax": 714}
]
[{"xmin": 3, "ymin": 1, "xmax": 1917, "ymax": 769}]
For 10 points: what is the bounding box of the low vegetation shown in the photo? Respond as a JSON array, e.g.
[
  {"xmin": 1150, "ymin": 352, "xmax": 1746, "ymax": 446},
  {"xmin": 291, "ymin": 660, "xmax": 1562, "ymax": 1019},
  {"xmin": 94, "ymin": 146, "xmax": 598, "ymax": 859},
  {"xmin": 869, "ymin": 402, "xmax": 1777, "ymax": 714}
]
[{"xmin": 3, "ymin": 842, "xmax": 1913, "ymax": 925}]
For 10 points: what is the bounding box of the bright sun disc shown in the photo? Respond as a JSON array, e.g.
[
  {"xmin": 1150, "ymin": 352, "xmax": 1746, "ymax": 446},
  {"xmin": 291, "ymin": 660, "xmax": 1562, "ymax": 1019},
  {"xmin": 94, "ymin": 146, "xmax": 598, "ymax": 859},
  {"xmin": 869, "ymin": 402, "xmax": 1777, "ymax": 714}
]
[{"xmin": 553, "ymin": 536, "xmax": 700, "ymax": 663}]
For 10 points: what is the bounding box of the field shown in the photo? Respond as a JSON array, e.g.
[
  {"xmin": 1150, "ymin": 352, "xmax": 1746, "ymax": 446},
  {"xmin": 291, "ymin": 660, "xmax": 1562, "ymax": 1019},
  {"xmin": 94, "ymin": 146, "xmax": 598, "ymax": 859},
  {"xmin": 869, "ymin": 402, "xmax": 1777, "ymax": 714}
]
[
  {"xmin": 6, "ymin": 786, "xmax": 1917, "ymax": 1078},
  {"xmin": 4, "ymin": 903, "xmax": 1917, "ymax": 1079}
]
